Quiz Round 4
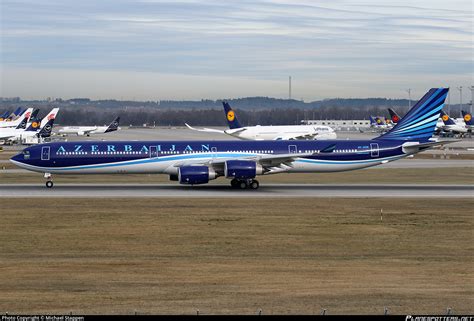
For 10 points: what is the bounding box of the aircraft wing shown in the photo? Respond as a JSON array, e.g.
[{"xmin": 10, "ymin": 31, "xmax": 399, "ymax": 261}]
[
  {"xmin": 185, "ymin": 123, "xmax": 226, "ymax": 134},
  {"xmin": 173, "ymin": 151, "xmax": 316, "ymax": 174},
  {"xmin": 0, "ymin": 133, "xmax": 16, "ymax": 140},
  {"xmin": 225, "ymin": 127, "xmax": 247, "ymax": 135},
  {"xmin": 81, "ymin": 128, "xmax": 97, "ymax": 134}
]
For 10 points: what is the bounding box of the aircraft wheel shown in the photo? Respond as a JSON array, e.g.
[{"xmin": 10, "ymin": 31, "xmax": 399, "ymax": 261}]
[
  {"xmin": 250, "ymin": 180, "xmax": 259, "ymax": 190},
  {"xmin": 239, "ymin": 181, "xmax": 248, "ymax": 189},
  {"xmin": 230, "ymin": 178, "xmax": 239, "ymax": 188},
  {"xmin": 46, "ymin": 181, "xmax": 54, "ymax": 188}
]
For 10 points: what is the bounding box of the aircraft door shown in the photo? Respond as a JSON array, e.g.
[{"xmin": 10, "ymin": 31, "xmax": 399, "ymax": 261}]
[
  {"xmin": 370, "ymin": 143, "xmax": 379, "ymax": 157},
  {"xmin": 211, "ymin": 146, "xmax": 217, "ymax": 158},
  {"xmin": 150, "ymin": 146, "xmax": 158, "ymax": 158},
  {"xmin": 288, "ymin": 145, "xmax": 297, "ymax": 154},
  {"xmin": 41, "ymin": 146, "xmax": 50, "ymax": 160}
]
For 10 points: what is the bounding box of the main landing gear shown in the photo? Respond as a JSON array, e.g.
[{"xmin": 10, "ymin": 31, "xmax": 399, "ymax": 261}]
[
  {"xmin": 44, "ymin": 173, "xmax": 53, "ymax": 188},
  {"xmin": 230, "ymin": 178, "xmax": 260, "ymax": 190}
]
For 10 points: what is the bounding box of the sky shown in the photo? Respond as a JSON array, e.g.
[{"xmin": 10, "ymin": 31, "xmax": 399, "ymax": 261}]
[{"xmin": 0, "ymin": 0, "xmax": 472, "ymax": 102}]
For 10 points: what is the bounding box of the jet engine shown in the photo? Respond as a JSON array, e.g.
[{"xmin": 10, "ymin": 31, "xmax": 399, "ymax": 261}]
[
  {"xmin": 224, "ymin": 160, "xmax": 263, "ymax": 179},
  {"xmin": 178, "ymin": 166, "xmax": 216, "ymax": 185}
]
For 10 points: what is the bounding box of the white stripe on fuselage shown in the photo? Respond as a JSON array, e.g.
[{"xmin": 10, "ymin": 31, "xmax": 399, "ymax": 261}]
[{"xmin": 10, "ymin": 152, "xmax": 407, "ymax": 175}]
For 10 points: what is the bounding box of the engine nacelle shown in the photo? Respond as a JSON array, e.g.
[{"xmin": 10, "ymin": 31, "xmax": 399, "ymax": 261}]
[
  {"xmin": 225, "ymin": 160, "xmax": 263, "ymax": 179},
  {"xmin": 178, "ymin": 166, "xmax": 216, "ymax": 185}
]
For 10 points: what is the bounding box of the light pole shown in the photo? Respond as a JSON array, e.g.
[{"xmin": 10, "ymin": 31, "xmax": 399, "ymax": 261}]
[
  {"xmin": 406, "ymin": 89, "xmax": 411, "ymax": 109},
  {"xmin": 457, "ymin": 86, "xmax": 463, "ymax": 117},
  {"xmin": 469, "ymin": 86, "xmax": 473, "ymax": 114},
  {"xmin": 447, "ymin": 88, "xmax": 451, "ymax": 114},
  {"xmin": 289, "ymin": 76, "xmax": 292, "ymax": 100}
]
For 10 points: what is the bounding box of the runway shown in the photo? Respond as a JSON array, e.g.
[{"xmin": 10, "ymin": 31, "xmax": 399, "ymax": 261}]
[{"xmin": 1, "ymin": 183, "xmax": 472, "ymax": 198}]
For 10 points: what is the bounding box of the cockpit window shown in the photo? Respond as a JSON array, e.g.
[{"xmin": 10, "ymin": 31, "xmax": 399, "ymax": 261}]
[{"xmin": 23, "ymin": 150, "xmax": 30, "ymax": 160}]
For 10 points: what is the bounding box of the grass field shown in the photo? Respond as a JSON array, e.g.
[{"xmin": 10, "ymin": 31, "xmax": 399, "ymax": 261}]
[{"xmin": 0, "ymin": 198, "xmax": 472, "ymax": 315}]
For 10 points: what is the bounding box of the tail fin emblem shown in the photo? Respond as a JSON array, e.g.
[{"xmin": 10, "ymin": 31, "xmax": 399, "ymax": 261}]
[
  {"xmin": 32, "ymin": 122, "xmax": 39, "ymax": 128},
  {"xmin": 227, "ymin": 111, "xmax": 235, "ymax": 122},
  {"xmin": 442, "ymin": 114, "xmax": 449, "ymax": 121},
  {"xmin": 464, "ymin": 114, "xmax": 471, "ymax": 122}
]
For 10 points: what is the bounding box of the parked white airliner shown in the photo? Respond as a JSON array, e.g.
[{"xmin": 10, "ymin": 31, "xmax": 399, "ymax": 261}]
[
  {"xmin": 58, "ymin": 117, "xmax": 120, "ymax": 136},
  {"xmin": 0, "ymin": 108, "xmax": 59, "ymax": 144},
  {"xmin": 186, "ymin": 102, "xmax": 336, "ymax": 140}
]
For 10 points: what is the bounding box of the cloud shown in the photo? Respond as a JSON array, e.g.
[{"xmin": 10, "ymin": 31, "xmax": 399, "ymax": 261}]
[{"xmin": 1, "ymin": 0, "xmax": 472, "ymax": 101}]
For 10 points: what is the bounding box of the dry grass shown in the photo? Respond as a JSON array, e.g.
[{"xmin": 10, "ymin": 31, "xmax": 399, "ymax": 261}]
[{"xmin": 0, "ymin": 198, "xmax": 472, "ymax": 315}]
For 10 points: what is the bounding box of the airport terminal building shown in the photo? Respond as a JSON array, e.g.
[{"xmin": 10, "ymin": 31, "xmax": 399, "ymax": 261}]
[{"xmin": 301, "ymin": 119, "xmax": 371, "ymax": 130}]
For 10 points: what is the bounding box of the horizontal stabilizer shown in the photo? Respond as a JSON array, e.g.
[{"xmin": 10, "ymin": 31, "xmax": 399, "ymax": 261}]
[{"xmin": 402, "ymin": 140, "xmax": 458, "ymax": 154}]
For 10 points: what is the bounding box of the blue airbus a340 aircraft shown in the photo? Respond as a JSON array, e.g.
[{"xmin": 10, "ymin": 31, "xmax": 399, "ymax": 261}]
[{"xmin": 11, "ymin": 88, "xmax": 451, "ymax": 190}]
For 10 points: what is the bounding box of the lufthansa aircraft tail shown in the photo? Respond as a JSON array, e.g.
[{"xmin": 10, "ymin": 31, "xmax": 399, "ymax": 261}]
[
  {"xmin": 377, "ymin": 88, "xmax": 448, "ymax": 141},
  {"xmin": 461, "ymin": 110, "xmax": 473, "ymax": 126},
  {"xmin": 440, "ymin": 110, "xmax": 456, "ymax": 125},
  {"xmin": 16, "ymin": 108, "xmax": 40, "ymax": 130},
  {"xmin": 24, "ymin": 118, "xmax": 42, "ymax": 132},
  {"xmin": 37, "ymin": 118, "xmax": 56, "ymax": 138},
  {"xmin": 222, "ymin": 102, "xmax": 242, "ymax": 129},
  {"xmin": 104, "ymin": 116, "xmax": 120, "ymax": 133}
]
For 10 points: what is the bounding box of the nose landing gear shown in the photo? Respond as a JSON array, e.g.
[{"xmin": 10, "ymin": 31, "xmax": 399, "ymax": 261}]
[{"xmin": 44, "ymin": 173, "xmax": 53, "ymax": 188}]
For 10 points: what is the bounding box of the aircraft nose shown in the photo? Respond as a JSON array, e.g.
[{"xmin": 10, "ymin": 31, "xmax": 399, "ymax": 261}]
[
  {"xmin": 11, "ymin": 153, "xmax": 23, "ymax": 163},
  {"xmin": 10, "ymin": 150, "xmax": 30, "ymax": 167}
]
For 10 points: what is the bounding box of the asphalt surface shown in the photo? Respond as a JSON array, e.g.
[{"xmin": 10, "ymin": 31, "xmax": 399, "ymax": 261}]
[{"xmin": 0, "ymin": 183, "xmax": 472, "ymax": 198}]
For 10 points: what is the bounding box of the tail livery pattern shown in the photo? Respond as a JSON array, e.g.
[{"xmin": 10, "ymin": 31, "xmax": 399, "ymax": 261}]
[
  {"xmin": 369, "ymin": 116, "xmax": 377, "ymax": 126},
  {"xmin": 0, "ymin": 110, "xmax": 10, "ymax": 120},
  {"xmin": 388, "ymin": 108, "xmax": 401, "ymax": 124},
  {"xmin": 10, "ymin": 107, "xmax": 24, "ymax": 119},
  {"xmin": 38, "ymin": 118, "xmax": 56, "ymax": 137},
  {"xmin": 15, "ymin": 111, "xmax": 32, "ymax": 129},
  {"xmin": 377, "ymin": 88, "xmax": 448, "ymax": 140},
  {"xmin": 25, "ymin": 120, "xmax": 42, "ymax": 132},
  {"xmin": 29, "ymin": 109, "xmax": 40, "ymax": 122},
  {"xmin": 462, "ymin": 110, "xmax": 473, "ymax": 126},
  {"xmin": 105, "ymin": 117, "xmax": 120, "ymax": 133},
  {"xmin": 40, "ymin": 108, "xmax": 59, "ymax": 128},
  {"xmin": 440, "ymin": 110, "xmax": 456, "ymax": 125},
  {"xmin": 222, "ymin": 102, "xmax": 242, "ymax": 129}
]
